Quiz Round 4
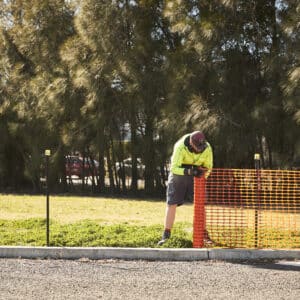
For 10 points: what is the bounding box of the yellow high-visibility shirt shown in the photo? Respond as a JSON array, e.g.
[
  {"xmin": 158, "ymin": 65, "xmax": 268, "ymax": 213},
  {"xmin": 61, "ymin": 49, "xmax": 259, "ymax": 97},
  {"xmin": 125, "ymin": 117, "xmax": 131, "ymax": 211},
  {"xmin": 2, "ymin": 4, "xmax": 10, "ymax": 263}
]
[{"xmin": 170, "ymin": 134, "xmax": 213, "ymax": 178}]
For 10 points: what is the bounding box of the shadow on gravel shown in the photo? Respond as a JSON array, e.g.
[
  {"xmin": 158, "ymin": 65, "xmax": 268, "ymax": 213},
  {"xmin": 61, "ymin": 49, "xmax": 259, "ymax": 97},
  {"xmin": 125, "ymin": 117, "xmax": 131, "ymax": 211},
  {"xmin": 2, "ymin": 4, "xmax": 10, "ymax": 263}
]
[{"xmin": 237, "ymin": 261, "xmax": 300, "ymax": 272}]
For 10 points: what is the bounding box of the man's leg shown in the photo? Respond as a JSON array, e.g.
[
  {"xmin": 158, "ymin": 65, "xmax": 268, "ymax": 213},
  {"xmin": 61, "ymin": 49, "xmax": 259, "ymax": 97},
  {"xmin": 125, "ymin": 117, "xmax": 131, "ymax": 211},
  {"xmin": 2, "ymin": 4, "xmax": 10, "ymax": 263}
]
[
  {"xmin": 164, "ymin": 204, "xmax": 177, "ymax": 230},
  {"xmin": 157, "ymin": 204, "xmax": 177, "ymax": 246},
  {"xmin": 158, "ymin": 173, "xmax": 187, "ymax": 246}
]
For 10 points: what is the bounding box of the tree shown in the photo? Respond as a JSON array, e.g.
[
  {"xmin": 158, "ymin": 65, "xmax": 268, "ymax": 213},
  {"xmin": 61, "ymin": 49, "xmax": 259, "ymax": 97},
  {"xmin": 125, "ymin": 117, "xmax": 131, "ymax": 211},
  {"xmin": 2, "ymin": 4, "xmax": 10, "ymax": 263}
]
[
  {"xmin": 0, "ymin": 0, "xmax": 74, "ymax": 190},
  {"xmin": 280, "ymin": 0, "xmax": 300, "ymax": 164},
  {"xmin": 164, "ymin": 0, "xmax": 299, "ymax": 168}
]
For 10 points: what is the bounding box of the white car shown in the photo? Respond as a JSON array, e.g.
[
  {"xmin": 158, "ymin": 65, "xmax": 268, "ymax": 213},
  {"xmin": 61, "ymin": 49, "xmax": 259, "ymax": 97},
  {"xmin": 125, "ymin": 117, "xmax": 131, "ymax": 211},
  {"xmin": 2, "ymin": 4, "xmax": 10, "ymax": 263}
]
[{"xmin": 116, "ymin": 158, "xmax": 145, "ymax": 179}]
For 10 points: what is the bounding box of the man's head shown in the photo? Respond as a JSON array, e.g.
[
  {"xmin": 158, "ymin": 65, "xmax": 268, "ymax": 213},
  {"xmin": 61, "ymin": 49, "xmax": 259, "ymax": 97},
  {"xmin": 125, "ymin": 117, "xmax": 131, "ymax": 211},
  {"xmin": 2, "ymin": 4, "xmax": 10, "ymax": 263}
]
[{"xmin": 189, "ymin": 131, "xmax": 207, "ymax": 153}]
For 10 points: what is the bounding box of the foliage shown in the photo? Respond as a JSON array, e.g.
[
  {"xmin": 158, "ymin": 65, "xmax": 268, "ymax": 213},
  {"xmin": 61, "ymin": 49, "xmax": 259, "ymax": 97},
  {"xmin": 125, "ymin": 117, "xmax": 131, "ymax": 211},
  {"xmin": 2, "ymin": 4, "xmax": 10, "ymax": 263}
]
[{"xmin": 0, "ymin": 0, "xmax": 299, "ymax": 194}]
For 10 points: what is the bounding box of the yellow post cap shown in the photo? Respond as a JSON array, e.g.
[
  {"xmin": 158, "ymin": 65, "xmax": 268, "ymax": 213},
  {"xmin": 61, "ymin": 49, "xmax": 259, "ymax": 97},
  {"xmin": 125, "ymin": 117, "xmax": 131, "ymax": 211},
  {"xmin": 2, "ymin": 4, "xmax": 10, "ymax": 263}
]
[
  {"xmin": 45, "ymin": 149, "xmax": 51, "ymax": 156},
  {"xmin": 254, "ymin": 153, "xmax": 260, "ymax": 160}
]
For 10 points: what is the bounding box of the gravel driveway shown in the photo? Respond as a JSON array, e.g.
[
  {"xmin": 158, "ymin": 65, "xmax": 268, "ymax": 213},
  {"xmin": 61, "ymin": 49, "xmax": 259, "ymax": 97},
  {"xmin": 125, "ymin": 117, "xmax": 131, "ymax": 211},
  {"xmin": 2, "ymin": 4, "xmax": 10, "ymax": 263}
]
[{"xmin": 1, "ymin": 259, "xmax": 299, "ymax": 299}]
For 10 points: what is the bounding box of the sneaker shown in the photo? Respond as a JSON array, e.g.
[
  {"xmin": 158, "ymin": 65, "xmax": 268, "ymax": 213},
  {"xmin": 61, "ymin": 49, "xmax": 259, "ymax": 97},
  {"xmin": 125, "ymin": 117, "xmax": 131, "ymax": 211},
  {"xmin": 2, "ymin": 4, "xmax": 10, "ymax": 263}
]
[
  {"xmin": 157, "ymin": 230, "xmax": 171, "ymax": 246},
  {"xmin": 204, "ymin": 230, "xmax": 214, "ymax": 246},
  {"xmin": 204, "ymin": 238, "xmax": 214, "ymax": 246}
]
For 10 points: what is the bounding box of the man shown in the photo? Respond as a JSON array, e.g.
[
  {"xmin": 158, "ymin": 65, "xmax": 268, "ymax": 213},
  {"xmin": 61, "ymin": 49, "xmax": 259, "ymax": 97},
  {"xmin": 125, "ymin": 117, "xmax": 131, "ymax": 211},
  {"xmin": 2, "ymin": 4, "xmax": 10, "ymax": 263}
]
[{"xmin": 158, "ymin": 131, "xmax": 213, "ymax": 246}]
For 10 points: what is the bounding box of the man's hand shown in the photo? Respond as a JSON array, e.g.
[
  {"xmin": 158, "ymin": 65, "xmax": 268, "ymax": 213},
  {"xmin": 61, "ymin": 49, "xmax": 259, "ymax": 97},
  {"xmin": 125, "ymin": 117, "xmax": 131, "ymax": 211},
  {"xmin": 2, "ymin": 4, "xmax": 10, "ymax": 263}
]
[
  {"xmin": 192, "ymin": 166, "xmax": 204, "ymax": 177},
  {"xmin": 184, "ymin": 166, "xmax": 205, "ymax": 177}
]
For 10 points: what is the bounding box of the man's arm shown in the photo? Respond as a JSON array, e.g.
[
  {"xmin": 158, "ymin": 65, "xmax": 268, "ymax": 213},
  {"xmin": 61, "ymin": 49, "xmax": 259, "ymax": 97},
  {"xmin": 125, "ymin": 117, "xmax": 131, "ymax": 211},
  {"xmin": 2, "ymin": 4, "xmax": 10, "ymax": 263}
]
[
  {"xmin": 170, "ymin": 144, "xmax": 185, "ymax": 175},
  {"xmin": 202, "ymin": 145, "xmax": 213, "ymax": 178}
]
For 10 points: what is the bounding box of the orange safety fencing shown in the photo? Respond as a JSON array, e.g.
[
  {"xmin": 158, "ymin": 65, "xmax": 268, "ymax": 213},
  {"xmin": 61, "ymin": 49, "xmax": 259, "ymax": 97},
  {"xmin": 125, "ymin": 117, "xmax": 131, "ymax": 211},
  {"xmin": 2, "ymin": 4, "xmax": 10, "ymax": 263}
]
[{"xmin": 193, "ymin": 169, "xmax": 300, "ymax": 249}]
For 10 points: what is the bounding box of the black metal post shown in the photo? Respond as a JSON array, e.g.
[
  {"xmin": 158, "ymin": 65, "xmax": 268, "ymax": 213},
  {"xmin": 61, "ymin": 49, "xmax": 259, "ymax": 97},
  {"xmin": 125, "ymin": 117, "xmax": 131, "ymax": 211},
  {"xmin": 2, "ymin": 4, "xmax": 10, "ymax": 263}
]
[
  {"xmin": 254, "ymin": 153, "xmax": 261, "ymax": 248},
  {"xmin": 45, "ymin": 150, "xmax": 51, "ymax": 247}
]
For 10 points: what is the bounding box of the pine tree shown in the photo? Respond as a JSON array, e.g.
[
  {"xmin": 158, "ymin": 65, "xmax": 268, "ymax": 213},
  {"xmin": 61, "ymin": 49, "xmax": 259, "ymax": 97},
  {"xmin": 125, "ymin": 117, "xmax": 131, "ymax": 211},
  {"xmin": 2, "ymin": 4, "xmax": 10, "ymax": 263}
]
[
  {"xmin": 0, "ymin": 0, "xmax": 74, "ymax": 189},
  {"xmin": 280, "ymin": 0, "xmax": 300, "ymax": 164}
]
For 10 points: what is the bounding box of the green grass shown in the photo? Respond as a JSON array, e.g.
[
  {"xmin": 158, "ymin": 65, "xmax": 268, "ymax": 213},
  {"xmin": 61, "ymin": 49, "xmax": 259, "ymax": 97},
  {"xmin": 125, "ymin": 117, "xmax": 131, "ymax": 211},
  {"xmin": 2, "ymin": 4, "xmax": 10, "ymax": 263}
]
[
  {"xmin": 0, "ymin": 218, "xmax": 193, "ymax": 248},
  {"xmin": 207, "ymin": 226, "xmax": 300, "ymax": 249},
  {"xmin": 0, "ymin": 194, "xmax": 194, "ymax": 225},
  {"xmin": 0, "ymin": 194, "xmax": 299, "ymax": 248},
  {"xmin": 0, "ymin": 194, "xmax": 194, "ymax": 247}
]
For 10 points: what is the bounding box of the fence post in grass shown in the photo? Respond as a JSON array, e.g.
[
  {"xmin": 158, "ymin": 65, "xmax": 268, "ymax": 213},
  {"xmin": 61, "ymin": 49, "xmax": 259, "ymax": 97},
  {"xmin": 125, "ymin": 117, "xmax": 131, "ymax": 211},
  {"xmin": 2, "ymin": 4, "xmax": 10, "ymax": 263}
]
[
  {"xmin": 254, "ymin": 153, "xmax": 261, "ymax": 248},
  {"xmin": 45, "ymin": 149, "xmax": 51, "ymax": 247},
  {"xmin": 193, "ymin": 176, "xmax": 206, "ymax": 248}
]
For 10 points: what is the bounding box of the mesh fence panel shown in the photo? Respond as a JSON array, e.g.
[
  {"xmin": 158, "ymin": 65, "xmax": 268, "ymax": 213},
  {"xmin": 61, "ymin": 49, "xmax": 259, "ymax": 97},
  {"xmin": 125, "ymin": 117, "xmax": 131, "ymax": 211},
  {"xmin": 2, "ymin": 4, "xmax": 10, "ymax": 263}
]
[{"xmin": 194, "ymin": 169, "xmax": 300, "ymax": 249}]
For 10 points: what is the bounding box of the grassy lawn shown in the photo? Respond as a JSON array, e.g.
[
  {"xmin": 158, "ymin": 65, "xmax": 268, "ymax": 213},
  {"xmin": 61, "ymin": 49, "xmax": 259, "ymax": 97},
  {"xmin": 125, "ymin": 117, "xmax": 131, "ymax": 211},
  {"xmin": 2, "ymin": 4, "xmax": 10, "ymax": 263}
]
[
  {"xmin": 0, "ymin": 194, "xmax": 298, "ymax": 248},
  {"xmin": 0, "ymin": 194, "xmax": 194, "ymax": 225},
  {"xmin": 0, "ymin": 194, "xmax": 194, "ymax": 247}
]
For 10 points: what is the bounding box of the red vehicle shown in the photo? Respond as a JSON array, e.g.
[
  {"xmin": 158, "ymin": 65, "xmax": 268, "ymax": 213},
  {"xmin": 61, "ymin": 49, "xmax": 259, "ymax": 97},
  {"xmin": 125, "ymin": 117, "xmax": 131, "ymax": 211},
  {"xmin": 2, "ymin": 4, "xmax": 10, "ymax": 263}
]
[{"xmin": 65, "ymin": 155, "xmax": 99, "ymax": 178}]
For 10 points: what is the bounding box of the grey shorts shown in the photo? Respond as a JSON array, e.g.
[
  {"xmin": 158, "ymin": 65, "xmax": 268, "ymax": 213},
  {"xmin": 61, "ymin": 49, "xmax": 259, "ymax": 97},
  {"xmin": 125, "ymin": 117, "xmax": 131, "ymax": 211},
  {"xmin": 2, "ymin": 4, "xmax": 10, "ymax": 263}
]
[{"xmin": 166, "ymin": 173, "xmax": 194, "ymax": 206}]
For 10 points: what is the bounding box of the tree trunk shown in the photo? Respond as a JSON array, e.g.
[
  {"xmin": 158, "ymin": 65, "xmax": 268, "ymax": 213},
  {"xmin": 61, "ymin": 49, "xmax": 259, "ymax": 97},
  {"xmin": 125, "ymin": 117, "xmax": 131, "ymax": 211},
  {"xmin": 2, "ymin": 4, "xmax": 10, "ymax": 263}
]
[
  {"xmin": 144, "ymin": 115, "xmax": 155, "ymax": 194},
  {"xmin": 130, "ymin": 107, "xmax": 138, "ymax": 192},
  {"xmin": 97, "ymin": 126, "xmax": 106, "ymax": 192}
]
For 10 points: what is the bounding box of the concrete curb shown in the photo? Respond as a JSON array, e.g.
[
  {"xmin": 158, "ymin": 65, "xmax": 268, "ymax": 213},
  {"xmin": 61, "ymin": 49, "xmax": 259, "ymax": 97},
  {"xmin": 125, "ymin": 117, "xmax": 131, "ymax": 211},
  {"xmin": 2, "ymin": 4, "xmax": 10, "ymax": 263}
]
[
  {"xmin": 208, "ymin": 249, "xmax": 300, "ymax": 261},
  {"xmin": 0, "ymin": 246, "xmax": 299, "ymax": 261}
]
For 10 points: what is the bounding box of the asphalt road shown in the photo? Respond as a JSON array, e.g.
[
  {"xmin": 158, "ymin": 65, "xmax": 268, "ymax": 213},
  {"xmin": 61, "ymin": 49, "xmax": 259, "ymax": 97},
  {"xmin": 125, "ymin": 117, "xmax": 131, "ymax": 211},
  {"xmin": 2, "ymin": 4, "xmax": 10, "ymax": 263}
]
[{"xmin": 1, "ymin": 259, "xmax": 299, "ymax": 299}]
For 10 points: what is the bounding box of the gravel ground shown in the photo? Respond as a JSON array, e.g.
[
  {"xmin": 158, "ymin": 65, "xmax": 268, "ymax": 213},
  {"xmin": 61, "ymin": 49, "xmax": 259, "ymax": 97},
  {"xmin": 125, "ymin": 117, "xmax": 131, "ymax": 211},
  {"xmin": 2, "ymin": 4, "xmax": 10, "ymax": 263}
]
[{"xmin": 0, "ymin": 259, "xmax": 299, "ymax": 300}]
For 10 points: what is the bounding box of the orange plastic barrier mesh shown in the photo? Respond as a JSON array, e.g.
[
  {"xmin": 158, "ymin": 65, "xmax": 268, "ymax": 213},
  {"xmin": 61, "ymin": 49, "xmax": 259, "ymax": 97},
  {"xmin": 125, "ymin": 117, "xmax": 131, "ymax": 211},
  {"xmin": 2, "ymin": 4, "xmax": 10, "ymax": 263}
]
[
  {"xmin": 193, "ymin": 169, "xmax": 300, "ymax": 249},
  {"xmin": 193, "ymin": 177, "xmax": 206, "ymax": 248}
]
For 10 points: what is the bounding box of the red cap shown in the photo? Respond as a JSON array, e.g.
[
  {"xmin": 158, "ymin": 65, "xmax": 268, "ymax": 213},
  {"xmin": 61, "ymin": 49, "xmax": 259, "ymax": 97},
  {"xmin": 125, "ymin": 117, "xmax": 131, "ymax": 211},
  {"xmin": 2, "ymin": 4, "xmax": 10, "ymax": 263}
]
[{"xmin": 190, "ymin": 131, "xmax": 207, "ymax": 153}]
